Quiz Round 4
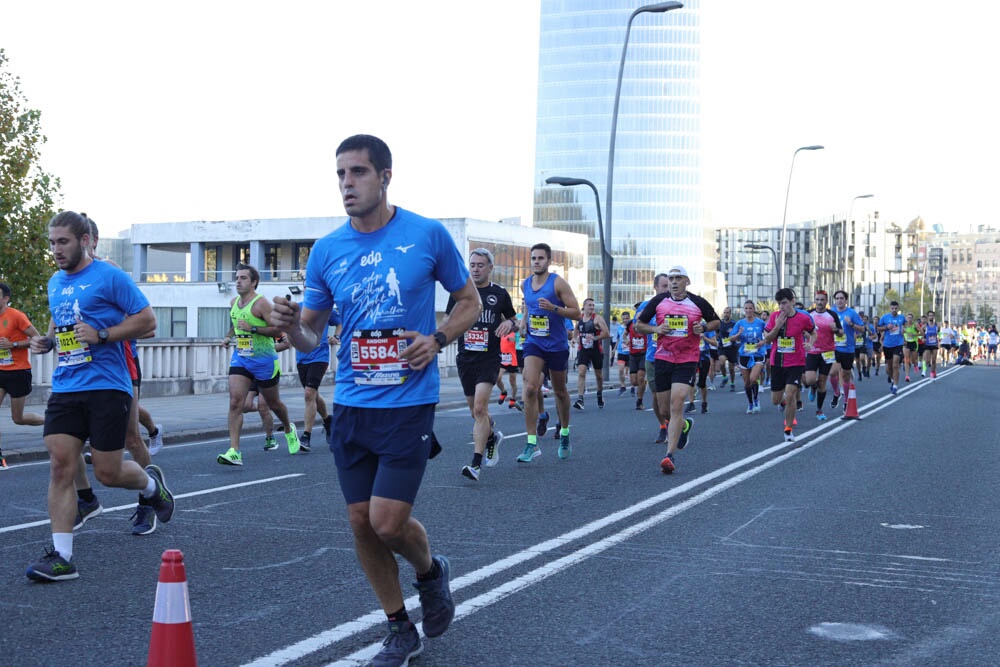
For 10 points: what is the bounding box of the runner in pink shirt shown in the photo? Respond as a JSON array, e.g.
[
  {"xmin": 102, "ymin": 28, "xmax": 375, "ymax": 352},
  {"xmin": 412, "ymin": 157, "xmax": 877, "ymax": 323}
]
[
  {"xmin": 803, "ymin": 290, "xmax": 842, "ymax": 421},
  {"xmin": 762, "ymin": 288, "xmax": 815, "ymax": 443}
]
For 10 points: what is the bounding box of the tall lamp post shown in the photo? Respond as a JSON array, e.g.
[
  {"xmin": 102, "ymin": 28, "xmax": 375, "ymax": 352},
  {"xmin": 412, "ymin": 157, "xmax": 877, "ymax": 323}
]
[
  {"xmin": 545, "ymin": 176, "xmax": 613, "ymax": 376},
  {"xmin": 843, "ymin": 193, "xmax": 874, "ymax": 290},
  {"xmin": 745, "ymin": 243, "xmax": 779, "ymax": 302},
  {"xmin": 606, "ymin": 1, "xmax": 683, "ymax": 298},
  {"xmin": 779, "ymin": 144, "xmax": 824, "ymax": 287}
]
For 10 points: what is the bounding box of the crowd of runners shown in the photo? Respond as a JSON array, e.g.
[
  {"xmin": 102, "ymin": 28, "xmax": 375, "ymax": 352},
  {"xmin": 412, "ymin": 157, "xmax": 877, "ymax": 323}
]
[{"xmin": 2, "ymin": 133, "xmax": 997, "ymax": 666}]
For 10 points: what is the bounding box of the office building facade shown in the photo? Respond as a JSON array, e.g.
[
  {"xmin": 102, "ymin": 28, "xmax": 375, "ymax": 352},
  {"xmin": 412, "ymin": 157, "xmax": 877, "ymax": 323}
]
[{"xmin": 533, "ymin": 0, "xmax": 713, "ymax": 307}]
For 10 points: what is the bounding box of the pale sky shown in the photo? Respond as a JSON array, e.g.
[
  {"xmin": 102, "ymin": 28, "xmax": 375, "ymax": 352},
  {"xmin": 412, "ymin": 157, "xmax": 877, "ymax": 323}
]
[{"xmin": 2, "ymin": 0, "xmax": 996, "ymax": 239}]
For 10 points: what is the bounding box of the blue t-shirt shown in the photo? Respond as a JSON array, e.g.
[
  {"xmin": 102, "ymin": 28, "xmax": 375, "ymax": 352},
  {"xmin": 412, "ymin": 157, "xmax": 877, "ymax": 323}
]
[
  {"xmin": 731, "ymin": 317, "xmax": 766, "ymax": 357},
  {"xmin": 302, "ymin": 207, "xmax": 469, "ymax": 408},
  {"xmin": 522, "ymin": 273, "xmax": 569, "ymax": 352},
  {"xmin": 833, "ymin": 306, "xmax": 861, "ymax": 353},
  {"xmin": 879, "ymin": 313, "xmax": 907, "ymax": 347},
  {"xmin": 47, "ymin": 260, "xmax": 150, "ymax": 395},
  {"xmin": 295, "ymin": 308, "xmax": 342, "ymax": 365}
]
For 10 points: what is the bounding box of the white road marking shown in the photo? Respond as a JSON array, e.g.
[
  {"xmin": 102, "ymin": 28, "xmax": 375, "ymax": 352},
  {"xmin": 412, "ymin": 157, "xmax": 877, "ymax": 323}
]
[
  {"xmin": 0, "ymin": 474, "xmax": 304, "ymax": 534},
  {"xmin": 245, "ymin": 367, "xmax": 965, "ymax": 666}
]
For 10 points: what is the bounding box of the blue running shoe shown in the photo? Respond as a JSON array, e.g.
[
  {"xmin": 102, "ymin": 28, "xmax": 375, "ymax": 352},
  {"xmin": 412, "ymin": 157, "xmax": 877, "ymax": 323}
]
[
  {"xmin": 130, "ymin": 502, "xmax": 157, "ymax": 536},
  {"xmin": 517, "ymin": 442, "xmax": 541, "ymax": 463},
  {"xmin": 73, "ymin": 496, "xmax": 103, "ymax": 530},
  {"xmin": 536, "ymin": 412, "xmax": 549, "ymax": 437},
  {"xmin": 413, "ymin": 555, "xmax": 455, "ymax": 638},
  {"xmin": 816, "ymin": 411, "xmax": 828, "ymax": 422},
  {"xmin": 372, "ymin": 620, "xmax": 423, "ymax": 667},
  {"xmin": 144, "ymin": 465, "xmax": 174, "ymax": 524},
  {"xmin": 26, "ymin": 546, "xmax": 78, "ymax": 582},
  {"xmin": 677, "ymin": 418, "xmax": 693, "ymax": 450},
  {"xmin": 558, "ymin": 433, "xmax": 571, "ymax": 459},
  {"xmin": 808, "ymin": 387, "xmax": 816, "ymax": 402}
]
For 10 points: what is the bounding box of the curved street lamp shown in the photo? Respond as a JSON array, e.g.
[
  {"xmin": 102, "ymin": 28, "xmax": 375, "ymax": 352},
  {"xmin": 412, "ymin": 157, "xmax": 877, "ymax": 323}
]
[
  {"xmin": 606, "ymin": 1, "xmax": 683, "ymax": 295},
  {"xmin": 779, "ymin": 144, "xmax": 824, "ymax": 287},
  {"xmin": 545, "ymin": 176, "xmax": 612, "ymax": 375}
]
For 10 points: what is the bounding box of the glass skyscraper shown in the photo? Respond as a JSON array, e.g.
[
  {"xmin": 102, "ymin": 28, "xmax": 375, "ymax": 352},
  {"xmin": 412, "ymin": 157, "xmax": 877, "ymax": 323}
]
[{"xmin": 533, "ymin": 0, "xmax": 708, "ymax": 308}]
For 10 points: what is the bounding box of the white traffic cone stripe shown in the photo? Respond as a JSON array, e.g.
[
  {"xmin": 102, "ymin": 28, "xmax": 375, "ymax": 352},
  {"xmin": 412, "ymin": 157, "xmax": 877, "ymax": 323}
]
[{"xmin": 152, "ymin": 581, "xmax": 193, "ymax": 624}]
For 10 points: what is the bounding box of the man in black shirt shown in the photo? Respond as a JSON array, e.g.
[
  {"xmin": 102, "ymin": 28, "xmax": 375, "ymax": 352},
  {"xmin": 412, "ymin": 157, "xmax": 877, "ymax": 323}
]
[{"xmin": 447, "ymin": 249, "xmax": 517, "ymax": 481}]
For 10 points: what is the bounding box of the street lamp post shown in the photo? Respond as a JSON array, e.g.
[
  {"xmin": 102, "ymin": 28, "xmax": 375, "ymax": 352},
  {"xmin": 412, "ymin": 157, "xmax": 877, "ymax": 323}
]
[
  {"xmin": 545, "ymin": 176, "xmax": 613, "ymax": 376},
  {"xmin": 745, "ymin": 243, "xmax": 779, "ymax": 301},
  {"xmin": 844, "ymin": 193, "xmax": 874, "ymax": 290},
  {"xmin": 606, "ymin": 1, "xmax": 683, "ymax": 299},
  {"xmin": 779, "ymin": 145, "xmax": 824, "ymax": 288}
]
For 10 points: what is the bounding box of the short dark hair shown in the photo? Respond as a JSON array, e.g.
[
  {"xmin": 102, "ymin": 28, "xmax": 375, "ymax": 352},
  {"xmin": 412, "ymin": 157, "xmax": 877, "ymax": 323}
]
[
  {"xmin": 336, "ymin": 134, "xmax": 392, "ymax": 173},
  {"xmin": 235, "ymin": 263, "xmax": 260, "ymax": 289},
  {"xmin": 775, "ymin": 288, "xmax": 795, "ymax": 303},
  {"xmin": 0, "ymin": 282, "xmax": 10, "ymax": 299},
  {"xmin": 833, "ymin": 289, "xmax": 848, "ymax": 299},
  {"xmin": 743, "ymin": 300, "xmax": 756, "ymax": 308},
  {"xmin": 653, "ymin": 272, "xmax": 668, "ymax": 287},
  {"xmin": 530, "ymin": 243, "xmax": 552, "ymax": 259},
  {"xmin": 583, "ymin": 297, "xmax": 594, "ymax": 305},
  {"xmin": 48, "ymin": 210, "xmax": 91, "ymax": 241},
  {"xmin": 890, "ymin": 300, "xmax": 899, "ymax": 306}
]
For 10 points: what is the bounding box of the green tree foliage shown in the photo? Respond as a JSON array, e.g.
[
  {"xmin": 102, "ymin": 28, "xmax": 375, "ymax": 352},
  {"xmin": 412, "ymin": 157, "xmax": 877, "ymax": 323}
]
[
  {"xmin": 958, "ymin": 302, "xmax": 975, "ymax": 324},
  {"xmin": 977, "ymin": 303, "xmax": 996, "ymax": 325},
  {"xmin": 1, "ymin": 49, "xmax": 60, "ymax": 326}
]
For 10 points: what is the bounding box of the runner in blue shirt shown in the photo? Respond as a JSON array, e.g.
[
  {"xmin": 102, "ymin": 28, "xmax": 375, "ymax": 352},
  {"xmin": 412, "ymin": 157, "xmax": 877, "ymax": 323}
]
[
  {"xmin": 26, "ymin": 211, "xmax": 173, "ymax": 582},
  {"xmin": 270, "ymin": 135, "xmax": 480, "ymax": 665},
  {"xmin": 830, "ymin": 290, "xmax": 863, "ymax": 415},
  {"xmin": 730, "ymin": 300, "xmax": 767, "ymax": 413},
  {"xmin": 293, "ymin": 307, "xmax": 342, "ymax": 451},
  {"xmin": 877, "ymin": 300, "xmax": 907, "ymax": 394}
]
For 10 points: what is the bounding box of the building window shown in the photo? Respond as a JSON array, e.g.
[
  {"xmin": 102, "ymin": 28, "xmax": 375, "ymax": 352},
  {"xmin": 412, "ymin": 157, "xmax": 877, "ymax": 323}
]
[
  {"xmin": 198, "ymin": 307, "xmax": 231, "ymax": 338},
  {"xmin": 204, "ymin": 245, "xmax": 222, "ymax": 282},
  {"xmin": 294, "ymin": 243, "xmax": 312, "ymax": 280},
  {"xmin": 153, "ymin": 307, "xmax": 188, "ymax": 338},
  {"xmin": 233, "ymin": 244, "xmax": 250, "ymax": 273},
  {"xmin": 264, "ymin": 243, "xmax": 281, "ymax": 281}
]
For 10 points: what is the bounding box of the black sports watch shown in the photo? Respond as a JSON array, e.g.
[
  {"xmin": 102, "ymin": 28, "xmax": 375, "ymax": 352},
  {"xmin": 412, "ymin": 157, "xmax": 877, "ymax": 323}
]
[
  {"xmin": 98, "ymin": 329, "xmax": 110, "ymax": 344},
  {"xmin": 432, "ymin": 331, "xmax": 448, "ymax": 352}
]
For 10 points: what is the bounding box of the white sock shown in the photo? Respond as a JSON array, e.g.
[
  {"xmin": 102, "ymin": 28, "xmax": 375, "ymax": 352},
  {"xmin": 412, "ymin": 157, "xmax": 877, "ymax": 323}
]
[
  {"xmin": 53, "ymin": 532, "xmax": 74, "ymax": 561},
  {"xmin": 141, "ymin": 474, "xmax": 157, "ymax": 499}
]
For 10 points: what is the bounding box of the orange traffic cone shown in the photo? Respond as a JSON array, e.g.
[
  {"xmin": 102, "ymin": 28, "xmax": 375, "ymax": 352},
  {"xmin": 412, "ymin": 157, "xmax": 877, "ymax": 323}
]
[
  {"xmin": 842, "ymin": 381, "xmax": 860, "ymax": 420},
  {"xmin": 148, "ymin": 549, "xmax": 197, "ymax": 667}
]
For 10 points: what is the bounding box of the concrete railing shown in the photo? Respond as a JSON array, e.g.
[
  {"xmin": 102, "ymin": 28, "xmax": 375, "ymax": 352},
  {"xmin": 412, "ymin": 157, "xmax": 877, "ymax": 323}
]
[{"xmin": 24, "ymin": 338, "xmax": 458, "ymax": 405}]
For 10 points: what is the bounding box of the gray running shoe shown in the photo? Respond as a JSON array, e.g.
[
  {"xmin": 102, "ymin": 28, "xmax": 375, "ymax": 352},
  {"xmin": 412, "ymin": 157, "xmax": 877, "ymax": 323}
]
[
  {"xmin": 144, "ymin": 465, "xmax": 174, "ymax": 523},
  {"xmin": 413, "ymin": 555, "xmax": 455, "ymax": 638},
  {"xmin": 371, "ymin": 620, "xmax": 423, "ymax": 667},
  {"xmin": 73, "ymin": 496, "xmax": 103, "ymax": 530},
  {"xmin": 26, "ymin": 546, "xmax": 78, "ymax": 582}
]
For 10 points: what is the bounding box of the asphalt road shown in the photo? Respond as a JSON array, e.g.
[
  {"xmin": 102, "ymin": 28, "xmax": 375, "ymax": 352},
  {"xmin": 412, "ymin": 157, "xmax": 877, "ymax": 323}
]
[{"xmin": 2, "ymin": 364, "xmax": 998, "ymax": 666}]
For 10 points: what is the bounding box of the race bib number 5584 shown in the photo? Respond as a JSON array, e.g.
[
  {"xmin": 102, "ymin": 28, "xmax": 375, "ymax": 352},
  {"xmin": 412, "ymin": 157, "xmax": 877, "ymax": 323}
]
[{"xmin": 351, "ymin": 328, "xmax": 410, "ymax": 385}]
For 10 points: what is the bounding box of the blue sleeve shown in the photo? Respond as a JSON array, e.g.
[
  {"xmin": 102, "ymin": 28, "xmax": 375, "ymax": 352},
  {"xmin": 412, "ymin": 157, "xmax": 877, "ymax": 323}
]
[
  {"xmin": 303, "ymin": 239, "xmax": 334, "ymax": 312},
  {"xmin": 431, "ymin": 222, "xmax": 470, "ymax": 294},
  {"xmin": 114, "ymin": 266, "xmax": 150, "ymax": 315}
]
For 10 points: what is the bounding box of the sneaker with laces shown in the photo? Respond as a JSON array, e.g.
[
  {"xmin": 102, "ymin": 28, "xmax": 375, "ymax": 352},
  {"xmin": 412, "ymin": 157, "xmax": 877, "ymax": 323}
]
[
  {"xmin": 148, "ymin": 424, "xmax": 164, "ymax": 456},
  {"xmin": 752, "ymin": 402, "xmax": 761, "ymax": 414},
  {"xmin": 73, "ymin": 496, "xmax": 103, "ymax": 530},
  {"xmin": 831, "ymin": 393, "xmax": 840, "ymax": 408},
  {"xmin": 655, "ymin": 426, "xmax": 667, "ymax": 444},
  {"xmin": 677, "ymin": 418, "xmax": 693, "ymax": 450},
  {"xmin": 816, "ymin": 411, "xmax": 828, "ymax": 421},
  {"xmin": 516, "ymin": 442, "xmax": 541, "ymax": 463},
  {"xmin": 890, "ymin": 384, "xmax": 898, "ymax": 395},
  {"xmin": 285, "ymin": 423, "xmax": 300, "ymax": 454},
  {"xmin": 131, "ymin": 502, "xmax": 157, "ymax": 535},
  {"xmin": 218, "ymin": 447, "xmax": 243, "ymax": 465},
  {"xmin": 484, "ymin": 429, "xmax": 503, "ymax": 467},
  {"xmin": 617, "ymin": 386, "xmax": 627, "ymax": 397},
  {"xmin": 371, "ymin": 620, "xmax": 423, "ymax": 667},
  {"xmin": 144, "ymin": 464, "xmax": 174, "ymax": 523},
  {"xmin": 746, "ymin": 404, "xmax": 754, "ymax": 414},
  {"xmin": 573, "ymin": 397, "xmax": 584, "ymax": 410},
  {"xmin": 535, "ymin": 412, "xmax": 549, "ymax": 437},
  {"xmin": 413, "ymin": 555, "xmax": 454, "ymax": 638},
  {"xmin": 630, "ymin": 386, "xmax": 636, "ymax": 396},
  {"xmin": 298, "ymin": 432, "xmax": 312, "ymax": 453},
  {"xmin": 461, "ymin": 464, "xmax": 481, "ymax": 481},
  {"xmin": 263, "ymin": 436, "xmax": 277, "ymax": 451},
  {"xmin": 597, "ymin": 392, "xmax": 605, "ymax": 409},
  {"xmin": 497, "ymin": 391, "xmax": 508, "ymax": 405},
  {"xmin": 905, "ymin": 375, "xmax": 911, "ymax": 382},
  {"xmin": 558, "ymin": 433, "xmax": 571, "ymax": 459},
  {"xmin": 660, "ymin": 452, "xmax": 675, "ymax": 474},
  {"xmin": 784, "ymin": 428, "xmax": 795, "ymax": 442},
  {"xmin": 808, "ymin": 387, "xmax": 816, "ymax": 402},
  {"xmin": 26, "ymin": 546, "xmax": 78, "ymax": 582}
]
